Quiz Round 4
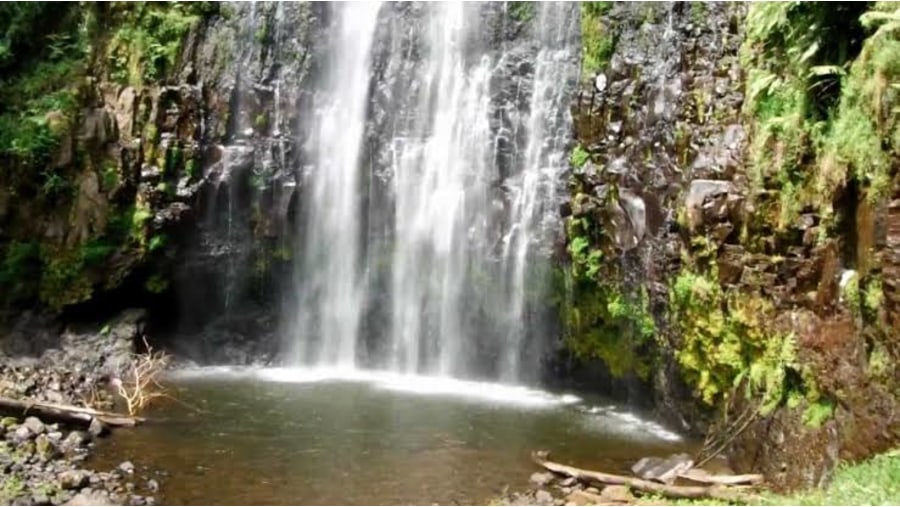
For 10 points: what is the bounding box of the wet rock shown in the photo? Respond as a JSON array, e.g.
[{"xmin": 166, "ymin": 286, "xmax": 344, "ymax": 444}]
[
  {"xmin": 1, "ymin": 416, "xmax": 18, "ymax": 429},
  {"xmin": 631, "ymin": 453, "xmax": 694, "ymax": 484},
  {"xmin": 23, "ymin": 416, "xmax": 46, "ymax": 435},
  {"xmin": 564, "ymin": 489, "xmax": 603, "ymax": 506},
  {"xmin": 88, "ymin": 418, "xmax": 107, "ymax": 438},
  {"xmin": 146, "ymin": 479, "xmax": 159, "ymax": 492},
  {"xmin": 31, "ymin": 491, "xmax": 51, "ymax": 505},
  {"xmin": 685, "ymin": 179, "xmax": 739, "ymax": 233},
  {"xmin": 66, "ymin": 491, "xmax": 114, "ymax": 506},
  {"xmin": 59, "ymin": 470, "xmax": 90, "ymax": 490},
  {"xmin": 558, "ymin": 476, "xmax": 577, "ymax": 487},
  {"xmin": 118, "ymin": 461, "xmax": 135, "ymax": 474},
  {"xmin": 530, "ymin": 471, "xmax": 555, "ymax": 486},
  {"xmin": 534, "ymin": 489, "xmax": 554, "ymax": 505},
  {"xmin": 12, "ymin": 425, "xmax": 32, "ymax": 441},
  {"xmin": 35, "ymin": 434, "xmax": 59, "ymax": 461},
  {"xmin": 599, "ymin": 485, "xmax": 634, "ymax": 503},
  {"xmin": 63, "ymin": 431, "xmax": 90, "ymax": 449}
]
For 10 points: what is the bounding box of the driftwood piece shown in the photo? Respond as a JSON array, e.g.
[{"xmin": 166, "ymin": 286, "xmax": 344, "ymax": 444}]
[
  {"xmin": 0, "ymin": 396, "xmax": 143, "ymax": 427},
  {"xmin": 532, "ymin": 451, "xmax": 755, "ymax": 503},
  {"xmin": 677, "ymin": 468, "xmax": 764, "ymax": 486}
]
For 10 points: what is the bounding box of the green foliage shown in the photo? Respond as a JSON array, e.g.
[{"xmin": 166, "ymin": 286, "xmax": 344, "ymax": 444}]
[
  {"xmin": 148, "ymin": 234, "xmax": 166, "ymax": 252},
  {"xmin": 39, "ymin": 247, "xmax": 93, "ymax": 309},
  {"xmin": 569, "ymin": 144, "xmax": 590, "ymax": 169},
  {"xmin": 761, "ymin": 449, "xmax": 900, "ymax": 506},
  {"xmin": 106, "ymin": 2, "xmax": 202, "ymax": 86},
  {"xmin": 742, "ymin": 3, "xmax": 899, "ymax": 224},
  {"xmin": 670, "ymin": 268, "xmax": 801, "ymax": 411},
  {"xmin": 819, "ymin": 4, "xmax": 900, "ymax": 202},
  {"xmin": 0, "ymin": 242, "xmax": 41, "ymax": 302},
  {"xmin": 802, "ymin": 397, "xmax": 835, "ymax": 428},
  {"xmin": 144, "ymin": 274, "xmax": 169, "ymax": 294},
  {"xmin": 102, "ymin": 161, "xmax": 120, "ymax": 191},
  {"xmin": 580, "ymin": 2, "xmax": 615, "ymax": 78},
  {"xmin": 561, "ymin": 216, "xmax": 657, "ymax": 379},
  {"xmin": 507, "ymin": 2, "xmax": 535, "ymax": 24},
  {"xmin": 185, "ymin": 158, "xmax": 199, "ymax": 179},
  {"xmin": 0, "ymin": 473, "xmax": 24, "ymax": 505}
]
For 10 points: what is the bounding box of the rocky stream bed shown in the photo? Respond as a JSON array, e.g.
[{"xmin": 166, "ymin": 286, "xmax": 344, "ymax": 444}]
[{"xmin": 0, "ymin": 310, "xmax": 163, "ymax": 506}]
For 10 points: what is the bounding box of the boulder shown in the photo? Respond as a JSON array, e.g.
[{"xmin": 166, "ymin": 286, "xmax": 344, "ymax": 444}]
[
  {"xmin": 34, "ymin": 434, "xmax": 59, "ymax": 461},
  {"xmin": 530, "ymin": 471, "xmax": 555, "ymax": 487},
  {"xmin": 59, "ymin": 470, "xmax": 89, "ymax": 490},
  {"xmin": 23, "ymin": 416, "xmax": 46, "ymax": 435},
  {"xmin": 63, "ymin": 431, "xmax": 90, "ymax": 449},
  {"xmin": 631, "ymin": 453, "xmax": 694, "ymax": 484},
  {"xmin": 88, "ymin": 418, "xmax": 107, "ymax": 438},
  {"xmin": 534, "ymin": 489, "xmax": 554, "ymax": 505},
  {"xmin": 685, "ymin": 179, "xmax": 741, "ymax": 234},
  {"xmin": 599, "ymin": 485, "xmax": 634, "ymax": 503},
  {"xmin": 12, "ymin": 425, "xmax": 32, "ymax": 441},
  {"xmin": 66, "ymin": 491, "xmax": 113, "ymax": 506}
]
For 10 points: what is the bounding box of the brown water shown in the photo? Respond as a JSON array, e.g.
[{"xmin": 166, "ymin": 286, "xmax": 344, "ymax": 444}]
[{"xmin": 90, "ymin": 368, "xmax": 694, "ymax": 505}]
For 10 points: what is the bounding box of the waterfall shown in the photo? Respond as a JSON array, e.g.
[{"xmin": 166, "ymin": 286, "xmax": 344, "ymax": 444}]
[
  {"xmin": 289, "ymin": 2, "xmax": 383, "ymax": 366},
  {"xmin": 286, "ymin": 2, "xmax": 579, "ymax": 383}
]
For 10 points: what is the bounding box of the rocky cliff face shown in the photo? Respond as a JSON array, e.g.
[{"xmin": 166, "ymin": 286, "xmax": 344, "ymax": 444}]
[{"xmin": 566, "ymin": 1, "xmax": 898, "ymax": 490}]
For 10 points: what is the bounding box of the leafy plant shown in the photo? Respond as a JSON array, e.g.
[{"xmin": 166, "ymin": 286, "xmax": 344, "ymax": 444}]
[{"xmin": 580, "ymin": 2, "xmax": 615, "ymax": 79}]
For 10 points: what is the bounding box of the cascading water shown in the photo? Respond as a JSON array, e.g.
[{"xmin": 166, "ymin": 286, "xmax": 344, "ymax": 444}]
[
  {"xmin": 287, "ymin": 2, "xmax": 579, "ymax": 383},
  {"xmin": 289, "ymin": 2, "xmax": 383, "ymax": 367}
]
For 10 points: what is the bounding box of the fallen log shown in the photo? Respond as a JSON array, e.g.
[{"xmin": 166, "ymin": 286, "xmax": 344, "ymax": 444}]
[
  {"xmin": 677, "ymin": 468, "xmax": 764, "ymax": 486},
  {"xmin": 0, "ymin": 396, "xmax": 143, "ymax": 427},
  {"xmin": 531, "ymin": 451, "xmax": 755, "ymax": 503}
]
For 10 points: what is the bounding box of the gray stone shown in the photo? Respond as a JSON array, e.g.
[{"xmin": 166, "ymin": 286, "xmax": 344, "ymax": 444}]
[
  {"xmin": 12, "ymin": 425, "xmax": 31, "ymax": 441},
  {"xmin": 63, "ymin": 430, "xmax": 90, "ymax": 449},
  {"xmin": 530, "ymin": 471, "xmax": 554, "ymax": 486},
  {"xmin": 35, "ymin": 434, "xmax": 59, "ymax": 461},
  {"xmin": 600, "ymin": 485, "xmax": 634, "ymax": 503},
  {"xmin": 146, "ymin": 479, "xmax": 159, "ymax": 492},
  {"xmin": 23, "ymin": 417, "xmax": 46, "ymax": 435},
  {"xmin": 65, "ymin": 491, "xmax": 113, "ymax": 506},
  {"xmin": 88, "ymin": 418, "xmax": 106, "ymax": 437},
  {"xmin": 118, "ymin": 461, "xmax": 135, "ymax": 474},
  {"xmin": 59, "ymin": 470, "xmax": 89, "ymax": 490},
  {"xmin": 534, "ymin": 489, "xmax": 554, "ymax": 505},
  {"xmin": 631, "ymin": 453, "xmax": 694, "ymax": 484}
]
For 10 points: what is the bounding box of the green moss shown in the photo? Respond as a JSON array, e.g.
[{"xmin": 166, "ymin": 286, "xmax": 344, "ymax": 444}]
[
  {"xmin": 569, "ymin": 144, "xmax": 590, "ymax": 169},
  {"xmin": 670, "ymin": 268, "xmax": 800, "ymax": 411},
  {"xmin": 802, "ymin": 397, "xmax": 835, "ymax": 428},
  {"xmin": 102, "ymin": 161, "xmax": 120, "ymax": 191},
  {"xmin": 106, "ymin": 3, "xmax": 202, "ymax": 86},
  {"xmin": 742, "ymin": 3, "xmax": 899, "ymax": 222},
  {"xmin": 0, "ymin": 473, "xmax": 24, "ymax": 505},
  {"xmin": 507, "ymin": 2, "xmax": 535, "ymax": 24},
  {"xmin": 185, "ymin": 158, "xmax": 199, "ymax": 179},
  {"xmin": 144, "ymin": 274, "xmax": 169, "ymax": 294},
  {"xmin": 561, "ymin": 215, "xmax": 657, "ymax": 379},
  {"xmin": 580, "ymin": 2, "xmax": 615, "ymax": 79},
  {"xmin": 841, "ymin": 271, "xmax": 861, "ymax": 316},
  {"xmin": 0, "ymin": 242, "xmax": 41, "ymax": 303},
  {"xmin": 39, "ymin": 248, "xmax": 92, "ymax": 309},
  {"xmin": 148, "ymin": 234, "xmax": 166, "ymax": 252}
]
